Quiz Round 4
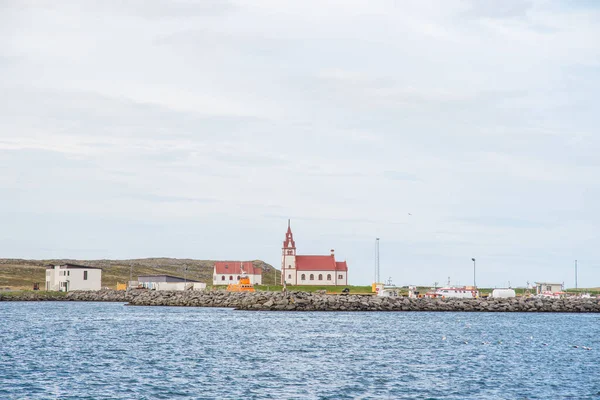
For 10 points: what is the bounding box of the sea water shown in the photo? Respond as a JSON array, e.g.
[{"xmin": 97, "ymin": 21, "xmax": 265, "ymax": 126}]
[{"xmin": 1, "ymin": 302, "xmax": 599, "ymax": 399}]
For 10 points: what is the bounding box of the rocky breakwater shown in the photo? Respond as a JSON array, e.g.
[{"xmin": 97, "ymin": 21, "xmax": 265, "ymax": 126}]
[
  {"xmin": 66, "ymin": 290, "xmax": 130, "ymax": 302},
  {"xmin": 0, "ymin": 289, "xmax": 130, "ymax": 302},
  {"xmin": 126, "ymin": 290, "xmax": 600, "ymax": 312}
]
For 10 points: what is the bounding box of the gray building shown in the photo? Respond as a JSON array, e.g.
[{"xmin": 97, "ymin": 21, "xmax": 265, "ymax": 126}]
[{"xmin": 138, "ymin": 275, "xmax": 200, "ymax": 283}]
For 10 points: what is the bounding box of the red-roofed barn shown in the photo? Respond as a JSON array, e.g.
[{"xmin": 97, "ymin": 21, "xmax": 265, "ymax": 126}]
[
  {"xmin": 213, "ymin": 261, "xmax": 262, "ymax": 285},
  {"xmin": 281, "ymin": 221, "xmax": 348, "ymax": 286}
]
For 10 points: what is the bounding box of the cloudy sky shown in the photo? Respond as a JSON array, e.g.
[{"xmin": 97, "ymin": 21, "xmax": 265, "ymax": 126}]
[{"xmin": 1, "ymin": 0, "xmax": 599, "ymax": 288}]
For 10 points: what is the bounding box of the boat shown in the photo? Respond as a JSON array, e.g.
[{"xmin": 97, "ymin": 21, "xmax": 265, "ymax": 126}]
[
  {"xmin": 425, "ymin": 286, "xmax": 479, "ymax": 299},
  {"xmin": 535, "ymin": 291, "xmax": 565, "ymax": 299},
  {"xmin": 227, "ymin": 264, "xmax": 255, "ymax": 292},
  {"xmin": 376, "ymin": 278, "xmax": 401, "ymax": 297}
]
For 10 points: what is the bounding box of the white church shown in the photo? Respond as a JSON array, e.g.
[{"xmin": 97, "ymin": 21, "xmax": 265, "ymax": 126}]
[{"xmin": 281, "ymin": 220, "xmax": 348, "ymax": 286}]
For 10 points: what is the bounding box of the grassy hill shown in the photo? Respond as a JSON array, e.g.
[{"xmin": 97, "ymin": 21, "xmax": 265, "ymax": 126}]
[{"xmin": 0, "ymin": 258, "xmax": 279, "ymax": 290}]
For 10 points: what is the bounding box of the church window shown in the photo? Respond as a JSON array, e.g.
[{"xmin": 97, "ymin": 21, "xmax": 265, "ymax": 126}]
[
  {"xmin": 229, "ymin": 276, "xmax": 233, "ymax": 281},
  {"xmin": 301, "ymin": 274, "xmax": 306, "ymax": 281},
  {"xmin": 288, "ymin": 274, "xmax": 291, "ymax": 279},
  {"xmin": 318, "ymin": 274, "xmax": 323, "ymax": 280},
  {"xmin": 327, "ymin": 274, "xmax": 332, "ymax": 280},
  {"xmin": 309, "ymin": 274, "xmax": 314, "ymax": 281},
  {"xmin": 221, "ymin": 276, "xmax": 225, "ymax": 281},
  {"xmin": 287, "ymin": 250, "xmax": 293, "ymax": 255},
  {"xmin": 338, "ymin": 274, "xmax": 343, "ymax": 279},
  {"xmin": 237, "ymin": 276, "xmax": 240, "ymax": 280}
]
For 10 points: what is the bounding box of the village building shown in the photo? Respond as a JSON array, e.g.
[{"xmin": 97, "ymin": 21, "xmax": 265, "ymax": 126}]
[
  {"xmin": 535, "ymin": 282, "xmax": 563, "ymax": 295},
  {"xmin": 281, "ymin": 220, "xmax": 348, "ymax": 286},
  {"xmin": 45, "ymin": 263, "xmax": 102, "ymax": 291},
  {"xmin": 134, "ymin": 275, "xmax": 206, "ymax": 291},
  {"xmin": 213, "ymin": 261, "xmax": 262, "ymax": 285}
]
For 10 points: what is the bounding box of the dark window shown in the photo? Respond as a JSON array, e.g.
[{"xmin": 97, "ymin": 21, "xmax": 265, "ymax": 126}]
[
  {"xmin": 310, "ymin": 274, "xmax": 314, "ymax": 281},
  {"xmin": 83, "ymin": 271, "xmax": 88, "ymax": 280},
  {"xmin": 67, "ymin": 271, "xmax": 70, "ymax": 276},
  {"xmin": 229, "ymin": 276, "xmax": 233, "ymax": 281},
  {"xmin": 318, "ymin": 274, "xmax": 323, "ymax": 280},
  {"xmin": 221, "ymin": 276, "xmax": 225, "ymax": 281},
  {"xmin": 338, "ymin": 274, "xmax": 343, "ymax": 279},
  {"xmin": 288, "ymin": 274, "xmax": 291, "ymax": 279},
  {"xmin": 301, "ymin": 274, "xmax": 306, "ymax": 280},
  {"xmin": 327, "ymin": 274, "xmax": 332, "ymax": 280},
  {"xmin": 237, "ymin": 276, "xmax": 240, "ymax": 280}
]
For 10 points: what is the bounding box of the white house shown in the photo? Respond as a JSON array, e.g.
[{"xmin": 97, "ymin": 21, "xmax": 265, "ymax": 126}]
[
  {"xmin": 281, "ymin": 220, "xmax": 348, "ymax": 286},
  {"xmin": 45, "ymin": 263, "xmax": 102, "ymax": 291},
  {"xmin": 213, "ymin": 262, "xmax": 262, "ymax": 285}
]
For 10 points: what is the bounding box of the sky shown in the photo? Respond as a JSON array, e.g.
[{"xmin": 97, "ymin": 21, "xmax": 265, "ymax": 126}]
[{"xmin": 1, "ymin": 0, "xmax": 599, "ymax": 288}]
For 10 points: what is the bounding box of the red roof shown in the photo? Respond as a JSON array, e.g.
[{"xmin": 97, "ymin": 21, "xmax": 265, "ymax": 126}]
[
  {"xmin": 214, "ymin": 262, "xmax": 261, "ymax": 275},
  {"xmin": 296, "ymin": 255, "xmax": 347, "ymax": 271}
]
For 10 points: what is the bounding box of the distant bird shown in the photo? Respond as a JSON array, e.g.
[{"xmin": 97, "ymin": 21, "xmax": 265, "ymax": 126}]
[
  {"xmin": 408, "ymin": 213, "xmax": 412, "ymax": 216},
  {"xmin": 573, "ymin": 345, "xmax": 579, "ymax": 348},
  {"xmin": 542, "ymin": 343, "xmax": 549, "ymax": 346}
]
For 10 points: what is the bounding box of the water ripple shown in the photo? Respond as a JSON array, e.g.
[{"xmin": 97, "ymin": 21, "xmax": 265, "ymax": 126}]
[{"xmin": 1, "ymin": 303, "xmax": 599, "ymax": 399}]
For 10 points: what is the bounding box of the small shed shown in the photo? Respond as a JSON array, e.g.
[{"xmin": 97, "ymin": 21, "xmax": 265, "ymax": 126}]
[{"xmin": 535, "ymin": 282, "xmax": 563, "ymax": 295}]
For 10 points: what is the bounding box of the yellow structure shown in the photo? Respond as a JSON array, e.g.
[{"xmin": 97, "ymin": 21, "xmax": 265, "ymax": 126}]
[{"xmin": 116, "ymin": 283, "xmax": 127, "ymax": 291}]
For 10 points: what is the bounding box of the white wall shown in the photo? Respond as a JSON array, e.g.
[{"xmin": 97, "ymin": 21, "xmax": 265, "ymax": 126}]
[
  {"xmin": 45, "ymin": 266, "xmax": 101, "ymax": 291},
  {"xmin": 213, "ymin": 273, "xmax": 262, "ymax": 286},
  {"xmin": 295, "ymin": 270, "xmax": 347, "ymax": 286},
  {"xmin": 152, "ymin": 282, "xmax": 207, "ymax": 291},
  {"xmin": 281, "ymin": 253, "xmax": 296, "ymax": 285}
]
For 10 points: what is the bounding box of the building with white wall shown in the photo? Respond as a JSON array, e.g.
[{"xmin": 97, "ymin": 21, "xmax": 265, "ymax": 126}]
[
  {"xmin": 45, "ymin": 263, "xmax": 102, "ymax": 291},
  {"xmin": 281, "ymin": 220, "xmax": 348, "ymax": 286},
  {"xmin": 135, "ymin": 275, "xmax": 206, "ymax": 291},
  {"xmin": 535, "ymin": 282, "xmax": 564, "ymax": 295},
  {"xmin": 213, "ymin": 262, "xmax": 262, "ymax": 285}
]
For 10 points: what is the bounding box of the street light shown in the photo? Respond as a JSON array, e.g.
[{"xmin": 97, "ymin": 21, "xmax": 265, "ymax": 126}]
[{"xmin": 471, "ymin": 258, "xmax": 476, "ymax": 288}]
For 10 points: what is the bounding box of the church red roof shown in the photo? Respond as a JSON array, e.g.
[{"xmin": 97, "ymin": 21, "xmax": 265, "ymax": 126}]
[
  {"xmin": 296, "ymin": 255, "xmax": 346, "ymax": 271},
  {"xmin": 214, "ymin": 262, "xmax": 261, "ymax": 275}
]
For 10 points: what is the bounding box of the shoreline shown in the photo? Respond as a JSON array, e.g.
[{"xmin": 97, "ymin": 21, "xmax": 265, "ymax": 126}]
[{"xmin": 2, "ymin": 289, "xmax": 600, "ymax": 312}]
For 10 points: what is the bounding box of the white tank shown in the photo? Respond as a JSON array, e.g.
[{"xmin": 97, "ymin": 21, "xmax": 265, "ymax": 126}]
[{"xmin": 490, "ymin": 288, "xmax": 516, "ymax": 298}]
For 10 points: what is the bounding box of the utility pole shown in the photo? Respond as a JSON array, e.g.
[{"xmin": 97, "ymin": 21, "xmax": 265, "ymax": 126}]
[{"xmin": 575, "ymin": 260, "xmax": 578, "ymax": 290}]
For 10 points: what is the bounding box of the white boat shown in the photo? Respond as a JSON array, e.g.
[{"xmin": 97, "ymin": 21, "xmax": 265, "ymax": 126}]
[
  {"xmin": 426, "ymin": 287, "xmax": 479, "ymax": 299},
  {"xmin": 375, "ymin": 278, "xmax": 401, "ymax": 297}
]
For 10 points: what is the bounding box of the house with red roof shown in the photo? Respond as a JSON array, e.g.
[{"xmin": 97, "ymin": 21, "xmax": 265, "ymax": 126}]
[
  {"xmin": 213, "ymin": 261, "xmax": 262, "ymax": 285},
  {"xmin": 281, "ymin": 220, "xmax": 348, "ymax": 286}
]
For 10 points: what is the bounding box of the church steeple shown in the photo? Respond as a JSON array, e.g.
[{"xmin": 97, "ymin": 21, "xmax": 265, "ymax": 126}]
[
  {"xmin": 281, "ymin": 219, "xmax": 297, "ymax": 285},
  {"xmin": 283, "ymin": 219, "xmax": 296, "ymax": 250}
]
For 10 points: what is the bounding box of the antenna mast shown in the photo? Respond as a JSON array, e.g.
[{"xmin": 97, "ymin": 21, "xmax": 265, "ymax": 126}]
[{"xmin": 375, "ymin": 238, "xmax": 380, "ymax": 283}]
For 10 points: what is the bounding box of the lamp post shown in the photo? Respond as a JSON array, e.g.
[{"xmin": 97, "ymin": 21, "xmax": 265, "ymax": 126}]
[{"xmin": 471, "ymin": 258, "xmax": 476, "ymax": 288}]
